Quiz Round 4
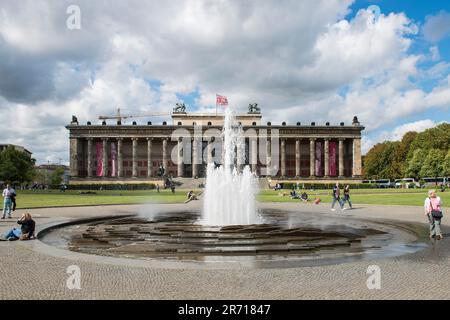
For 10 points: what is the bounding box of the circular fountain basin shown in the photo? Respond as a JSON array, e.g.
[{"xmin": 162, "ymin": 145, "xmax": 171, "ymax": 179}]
[{"xmin": 40, "ymin": 209, "xmax": 428, "ymax": 268}]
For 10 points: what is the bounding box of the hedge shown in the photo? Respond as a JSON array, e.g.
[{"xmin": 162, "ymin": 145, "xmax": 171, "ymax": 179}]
[
  {"xmin": 65, "ymin": 183, "xmax": 157, "ymax": 191},
  {"xmin": 275, "ymin": 183, "xmax": 381, "ymax": 190}
]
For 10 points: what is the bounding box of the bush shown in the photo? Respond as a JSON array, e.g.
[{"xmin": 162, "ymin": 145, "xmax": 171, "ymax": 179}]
[
  {"xmin": 277, "ymin": 183, "xmax": 378, "ymax": 190},
  {"xmin": 66, "ymin": 183, "xmax": 156, "ymax": 191}
]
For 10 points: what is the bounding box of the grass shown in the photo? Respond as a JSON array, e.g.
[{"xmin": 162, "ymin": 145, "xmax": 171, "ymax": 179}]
[
  {"xmin": 13, "ymin": 189, "xmax": 190, "ymax": 209},
  {"xmin": 257, "ymin": 190, "xmax": 450, "ymax": 206},
  {"xmin": 8, "ymin": 188, "xmax": 449, "ymax": 209}
]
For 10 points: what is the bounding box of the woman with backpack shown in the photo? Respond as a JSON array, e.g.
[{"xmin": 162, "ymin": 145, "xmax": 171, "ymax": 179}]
[{"xmin": 424, "ymin": 190, "xmax": 444, "ymax": 240}]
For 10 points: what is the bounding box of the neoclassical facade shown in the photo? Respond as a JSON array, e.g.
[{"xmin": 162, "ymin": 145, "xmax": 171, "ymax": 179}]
[{"xmin": 66, "ymin": 111, "xmax": 364, "ymax": 183}]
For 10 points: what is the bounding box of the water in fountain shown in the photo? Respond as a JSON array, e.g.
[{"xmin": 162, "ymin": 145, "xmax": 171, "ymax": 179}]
[{"xmin": 202, "ymin": 107, "xmax": 259, "ymax": 226}]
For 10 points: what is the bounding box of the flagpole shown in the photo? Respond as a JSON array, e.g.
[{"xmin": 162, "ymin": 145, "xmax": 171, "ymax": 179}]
[{"xmin": 215, "ymin": 94, "xmax": 218, "ymax": 116}]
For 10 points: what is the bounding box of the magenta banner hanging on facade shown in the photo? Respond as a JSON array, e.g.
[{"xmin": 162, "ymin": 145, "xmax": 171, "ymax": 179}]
[
  {"xmin": 315, "ymin": 141, "xmax": 322, "ymax": 176},
  {"xmin": 96, "ymin": 142, "xmax": 103, "ymax": 177},
  {"xmin": 111, "ymin": 142, "xmax": 117, "ymax": 177},
  {"xmin": 329, "ymin": 142, "xmax": 337, "ymax": 176}
]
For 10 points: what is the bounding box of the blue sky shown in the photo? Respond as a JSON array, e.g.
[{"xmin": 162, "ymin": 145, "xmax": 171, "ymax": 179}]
[{"xmin": 0, "ymin": 0, "xmax": 449, "ymax": 163}]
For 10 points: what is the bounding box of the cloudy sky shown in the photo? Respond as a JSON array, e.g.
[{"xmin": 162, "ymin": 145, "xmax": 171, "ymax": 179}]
[{"xmin": 0, "ymin": 0, "xmax": 449, "ymax": 164}]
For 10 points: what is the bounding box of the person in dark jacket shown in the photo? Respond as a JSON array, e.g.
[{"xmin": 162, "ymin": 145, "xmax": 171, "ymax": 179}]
[
  {"xmin": 1, "ymin": 213, "xmax": 35, "ymax": 241},
  {"xmin": 331, "ymin": 182, "xmax": 344, "ymax": 211}
]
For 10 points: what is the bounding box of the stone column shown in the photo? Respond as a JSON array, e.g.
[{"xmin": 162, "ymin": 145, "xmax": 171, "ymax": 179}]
[
  {"xmin": 87, "ymin": 138, "xmax": 93, "ymax": 178},
  {"xmin": 251, "ymin": 138, "xmax": 258, "ymax": 173},
  {"xmin": 236, "ymin": 138, "xmax": 244, "ymax": 173},
  {"xmin": 295, "ymin": 139, "xmax": 300, "ymax": 177},
  {"xmin": 177, "ymin": 138, "xmax": 184, "ymax": 177},
  {"xmin": 339, "ymin": 138, "xmax": 345, "ymax": 178},
  {"xmin": 192, "ymin": 138, "xmax": 198, "ymax": 178},
  {"xmin": 280, "ymin": 139, "xmax": 286, "ymax": 177},
  {"xmin": 102, "ymin": 138, "xmax": 108, "ymax": 178},
  {"xmin": 146, "ymin": 138, "xmax": 152, "ymax": 178},
  {"xmin": 266, "ymin": 138, "xmax": 271, "ymax": 176},
  {"xmin": 132, "ymin": 138, "xmax": 138, "ymax": 178},
  {"xmin": 162, "ymin": 138, "xmax": 168, "ymax": 172},
  {"xmin": 309, "ymin": 138, "xmax": 316, "ymax": 177},
  {"xmin": 353, "ymin": 138, "xmax": 362, "ymax": 177},
  {"xmin": 324, "ymin": 138, "xmax": 330, "ymax": 177},
  {"xmin": 69, "ymin": 138, "xmax": 79, "ymax": 177},
  {"xmin": 117, "ymin": 138, "xmax": 123, "ymax": 178},
  {"xmin": 207, "ymin": 138, "xmax": 213, "ymax": 165}
]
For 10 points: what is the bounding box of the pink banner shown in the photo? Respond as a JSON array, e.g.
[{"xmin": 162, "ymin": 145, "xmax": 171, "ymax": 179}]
[
  {"xmin": 315, "ymin": 141, "xmax": 322, "ymax": 176},
  {"xmin": 111, "ymin": 142, "xmax": 117, "ymax": 177},
  {"xmin": 96, "ymin": 142, "xmax": 103, "ymax": 177},
  {"xmin": 329, "ymin": 142, "xmax": 337, "ymax": 176}
]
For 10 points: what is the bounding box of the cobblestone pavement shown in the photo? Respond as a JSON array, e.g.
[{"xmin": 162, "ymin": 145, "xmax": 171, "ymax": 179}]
[{"xmin": 0, "ymin": 202, "xmax": 449, "ymax": 300}]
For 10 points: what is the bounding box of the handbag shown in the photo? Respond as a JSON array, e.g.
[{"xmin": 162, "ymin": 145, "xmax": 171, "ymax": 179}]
[{"xmin": 429, "ymin": 198, "xmax": 443, "ymax": 220}]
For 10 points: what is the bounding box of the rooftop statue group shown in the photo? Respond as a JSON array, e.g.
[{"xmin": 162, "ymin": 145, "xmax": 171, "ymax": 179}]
[{"xmin": 248, "ymin": 103, "xmax": 261, "ymax": 113}]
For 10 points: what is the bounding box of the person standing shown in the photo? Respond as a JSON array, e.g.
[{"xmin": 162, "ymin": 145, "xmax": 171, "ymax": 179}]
[
  {"xmin": 424, "ymin": 190, "xmax": 444, "ymax": 240},
  {"xmin": 10, "ymin": 186, "xmax": 17, "ymax": 212},
  {"xmin": 2, "ymin": 184, "xmax": 13, "ymax": 219},
  {"xmin": 342, "ymin": 185, "xmax": 352, "ymax": 209},
  {"xmin": 331, "ymin": 182, "xmax": 343, "ymax": 211}
]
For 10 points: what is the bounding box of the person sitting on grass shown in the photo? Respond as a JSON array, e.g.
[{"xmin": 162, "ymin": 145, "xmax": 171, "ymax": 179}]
[
  {"xmin": 1, "ymin": 213, "xmax": 35, "ymax": 241},
  {"xmin": 290, "ymin": 190, "xmax": 299, "ymax": 199},
  {"xmin": 313, "ymin": 197, "xmax": 321, "ymax": 204},
  {"xmin": 185, "ymin": 190, "xmax": 199, "ymax": 203},
  {"xmin": 301, "ymin": 192, "xmax": 308, "ymax": 203}
]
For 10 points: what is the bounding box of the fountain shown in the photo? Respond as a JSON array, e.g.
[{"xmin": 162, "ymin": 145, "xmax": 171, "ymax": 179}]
[{"xmin": 202, "ymin": 107, "xmax": 259, "ymax": 226}]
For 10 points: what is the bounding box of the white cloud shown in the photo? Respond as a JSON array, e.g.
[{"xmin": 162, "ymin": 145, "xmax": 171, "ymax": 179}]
[{"xmin": 423, "ymin": 11, "xmax": 450, "ymax": 43}]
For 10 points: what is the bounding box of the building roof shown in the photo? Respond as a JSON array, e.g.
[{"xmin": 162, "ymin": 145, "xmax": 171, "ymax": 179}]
[{"xmin": 0, "ymin": 144, "xmax": 32, "ymax": 156}]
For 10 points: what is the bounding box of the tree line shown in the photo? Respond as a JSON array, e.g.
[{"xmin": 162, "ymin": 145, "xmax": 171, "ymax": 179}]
[{"xmin": 363, "ymin": 123, "xmax": 450, "ymax": 180}]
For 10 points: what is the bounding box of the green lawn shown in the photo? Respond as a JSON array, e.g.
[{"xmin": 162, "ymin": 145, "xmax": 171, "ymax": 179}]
[
  {"xmin": 13, "ymin": 189, "xmax": 190, "ymax": 209},
  {"xmin": 257, "ymin": 190, "xmax": 450, "ymax": 206},
  {"xmin": 8, "ymin": 188, "xmax": 450, "ymax": 209}
]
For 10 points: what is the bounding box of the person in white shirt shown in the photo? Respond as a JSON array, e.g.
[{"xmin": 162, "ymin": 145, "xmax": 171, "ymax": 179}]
[{"xmin": 2, "ymin": 184, "xmax": 13, "ymax": 219}]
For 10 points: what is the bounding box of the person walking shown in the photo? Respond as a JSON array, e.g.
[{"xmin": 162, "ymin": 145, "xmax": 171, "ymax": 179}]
[
  {"xmin": 424, "ymin": 190, "xmax": 444, "ymax": 240},
  {"xmin": 342, "ymin": 185, "xmax": 352, "ymax": 210},
  {"xmin": 2, "ymin": 184, "xmax": 13, "ymax": 219},
  {"xmin": 331, "ymin": 182, "xmax": 343, "ymax": 211}
]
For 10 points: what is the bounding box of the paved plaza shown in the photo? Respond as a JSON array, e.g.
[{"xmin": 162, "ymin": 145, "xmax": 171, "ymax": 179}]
[{"xmin": 0, "ymin": 202, "xmax": 449, "ymax": 300}]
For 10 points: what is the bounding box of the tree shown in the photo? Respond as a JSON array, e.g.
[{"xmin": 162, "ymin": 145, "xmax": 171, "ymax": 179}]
[
  {"xmin": 405, "ymin": 148, "xmax": 428, "ymax": 180},
  {"xmin": 364, "ymin": 142, "xmax": 390, "ymax": 179},
  {"xmin": 364, "ymin": 141, "xmax": 401, "ymax": 179},
  {"xmin": 442, "ymin": 149, "xmax": 450, "ymax": 177},
  {"xmin": 407, "ymin": 123, "xmax": 450, "ymax": 159},
  {"xmin": 419, "ymin": 149, "xmax": 445, "ymax": 180},
  {"xmin": 0, "ymin": 146, "xmax": 35, "ymax": 183},
  {"xmin": 50, "ymin": 167, "xmax": 65, "ymax": 186}
]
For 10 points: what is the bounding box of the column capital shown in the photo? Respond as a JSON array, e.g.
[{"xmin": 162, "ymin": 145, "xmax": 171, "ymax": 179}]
[
  {"xmin": 86, "ymin": 137, "xmax": 93, "ymax": 141},
  {"xmin": 131, "ymin": 137, "xmax": 139, "ymax": 141},
  {"xmin": 339, "ymin": 138, "xmax": 346, "ymax": 142},
  {"xmin": 324, "ymin": 137, "xmax": 331, "ymax": 141},
  {"xmin": 116, "ymin": 137, "xmax": 124, "ymax": 141},
  {"xmin": 102, "ymin": 137, "xmax": 109, "ymax": 141},
  {"xmin": 146, "ymin": 137, "xmax": 153, "ymax": 141},
  {"xmin": 309, "ymin": 137, "xmax": 317, "ymax": 141}
]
